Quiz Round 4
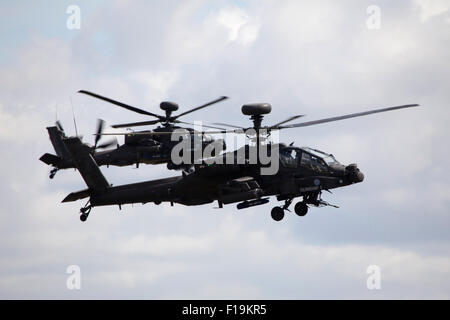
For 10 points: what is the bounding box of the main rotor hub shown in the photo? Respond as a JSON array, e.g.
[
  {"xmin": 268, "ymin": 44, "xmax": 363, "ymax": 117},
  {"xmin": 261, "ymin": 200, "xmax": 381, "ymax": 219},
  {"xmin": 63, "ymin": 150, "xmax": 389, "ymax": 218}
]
[
  {"xmin": 241, "ymin": 103, "xmax": 272, "ymax": 116},
  {"xmin": 160, "ymin": 101, "xmax": 179, "ymax": 112}
]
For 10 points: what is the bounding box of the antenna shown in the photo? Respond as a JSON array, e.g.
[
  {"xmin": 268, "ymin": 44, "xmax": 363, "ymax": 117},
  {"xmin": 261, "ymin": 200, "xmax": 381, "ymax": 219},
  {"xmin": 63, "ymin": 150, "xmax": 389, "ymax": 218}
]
[{"xmin": 70, "ymin": 97, "xmax": 79, "ymax": 137}]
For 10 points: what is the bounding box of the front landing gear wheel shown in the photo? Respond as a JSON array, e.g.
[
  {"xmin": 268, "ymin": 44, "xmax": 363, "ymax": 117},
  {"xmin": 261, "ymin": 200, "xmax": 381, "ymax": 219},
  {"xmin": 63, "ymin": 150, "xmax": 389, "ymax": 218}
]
[
  {"xmin": 80, "ymin": 213, "xmax": 89, "ymax": 222},
  {"xmin": 271, "ymin": 207, "xmax": 285, "ymax": 221},
  {"xmin": 294, "ymin": 202, "xmax": 308, "ymax": 216}
]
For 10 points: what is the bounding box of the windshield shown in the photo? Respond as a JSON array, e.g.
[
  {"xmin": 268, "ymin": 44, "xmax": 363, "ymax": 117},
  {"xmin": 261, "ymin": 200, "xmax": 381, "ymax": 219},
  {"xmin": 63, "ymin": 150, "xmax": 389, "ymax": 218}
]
[{"xmin": 301, "ymin": 147, "xmax": 339, "ymax": 165}]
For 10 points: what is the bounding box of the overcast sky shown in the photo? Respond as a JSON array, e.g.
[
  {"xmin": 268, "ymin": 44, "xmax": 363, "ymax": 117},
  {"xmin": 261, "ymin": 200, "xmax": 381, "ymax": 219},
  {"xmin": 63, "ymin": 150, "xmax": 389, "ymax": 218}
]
[{"xmin": 0, "ymin": 0, "xmax": 449, "ymax": 299}]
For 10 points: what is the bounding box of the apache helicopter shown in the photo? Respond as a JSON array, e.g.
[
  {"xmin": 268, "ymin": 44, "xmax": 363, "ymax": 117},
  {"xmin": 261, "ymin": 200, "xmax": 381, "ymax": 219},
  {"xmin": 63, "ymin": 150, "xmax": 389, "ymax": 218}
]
[
  {"xmin": 60, "ymin": 102, "xmax": 418, "ymax": 222},
  {"xmin": 40, "ymin": 90, "xmax": 228, "ymax": 178}
]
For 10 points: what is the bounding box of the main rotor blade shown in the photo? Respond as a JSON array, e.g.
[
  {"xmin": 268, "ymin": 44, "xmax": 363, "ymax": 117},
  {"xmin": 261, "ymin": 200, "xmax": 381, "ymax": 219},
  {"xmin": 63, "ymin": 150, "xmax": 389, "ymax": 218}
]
[
  {"xmin": 212, "ymin": 122, "xmax": 245, "ymax": 129},
  {"xmin": 174, "ymin": 96, "xmax": 229, "ymax": 119},
  {"xmin": 174, "ymin": 120, "xmax": 227, "ymax": 130},
  {"xmin": 181, "ymin": 129, "xmax": 237, "ymax": 134},
  {"xmin": 111, "ymin": 119, "xmax": 161, "ymax": 128},
  {"xmin": 278, "ymin": 104, "xmax": 420, "ymax": 129},
  {"xmin": 95, "ymin": 129, "xmax": 235, "ymax": 136},
  {"xmin": 78, "ymin": 90, "xmax": 163, "ymax": 119},
  {"xmin": 96, "ymin": 131, "xmax": 181, "ymax": 136},
  {"xmin": 270, "ymin": 115, "xmax": 305, "ymax": 128}
]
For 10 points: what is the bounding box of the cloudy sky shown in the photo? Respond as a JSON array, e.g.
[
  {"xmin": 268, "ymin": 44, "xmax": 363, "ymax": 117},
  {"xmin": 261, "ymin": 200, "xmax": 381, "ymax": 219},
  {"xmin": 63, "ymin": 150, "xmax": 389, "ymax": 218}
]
[{"xmin": 0, "ymin": 0, "xmax": 449, "ymax": 299}]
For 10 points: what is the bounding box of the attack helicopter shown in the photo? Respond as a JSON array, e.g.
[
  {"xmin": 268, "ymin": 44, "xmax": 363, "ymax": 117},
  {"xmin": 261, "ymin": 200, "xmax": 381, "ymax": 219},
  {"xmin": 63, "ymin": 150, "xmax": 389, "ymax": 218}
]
[
  {"xmin": 40, "ymin": 91, "xmax": 228, "ymax": 178},
  {"xmin": 60, "ymin": 101, "xmax": 418, "ymax": 222}
]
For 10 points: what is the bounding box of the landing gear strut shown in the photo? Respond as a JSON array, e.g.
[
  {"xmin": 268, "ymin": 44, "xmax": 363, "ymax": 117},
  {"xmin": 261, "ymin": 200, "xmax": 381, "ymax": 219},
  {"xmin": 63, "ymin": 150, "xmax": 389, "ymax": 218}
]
[
  {"xmin": 80, "ymin": 202, "xmax": 92, "ymax": 222},
  {"xmin": 282, "ymin": 198, "xmax": 293, "ymax": 211}
]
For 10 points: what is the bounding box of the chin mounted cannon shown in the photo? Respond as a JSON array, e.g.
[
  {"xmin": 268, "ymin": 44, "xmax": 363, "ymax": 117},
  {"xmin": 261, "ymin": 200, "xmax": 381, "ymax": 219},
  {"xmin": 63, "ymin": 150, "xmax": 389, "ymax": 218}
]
[{"xmin": 345, "ymin": 163, "xmax": 364, "ymax": 183}]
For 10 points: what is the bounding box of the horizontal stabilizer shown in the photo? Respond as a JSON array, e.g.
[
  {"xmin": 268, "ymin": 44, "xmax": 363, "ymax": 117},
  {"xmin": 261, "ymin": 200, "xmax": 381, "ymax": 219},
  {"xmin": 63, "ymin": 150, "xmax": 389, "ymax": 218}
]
[
  {"xmin": 39, "ymin": 153, "xmax": 61, "ymax": 166},
  {"xmin": 62, "ymin": 189, "xmax": 90, "ymax": 202}
]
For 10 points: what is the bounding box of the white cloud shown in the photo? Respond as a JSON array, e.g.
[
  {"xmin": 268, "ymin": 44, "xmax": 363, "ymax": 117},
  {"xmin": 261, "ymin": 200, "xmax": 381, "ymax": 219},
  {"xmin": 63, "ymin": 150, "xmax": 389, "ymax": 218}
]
[
  {"xmin": 215, "ymin": 6, "xmax": 260, "ymax": 45},
  {"xmin": 265, "ymin": 1, "xmax": 343, "ymax": 47},
  {"xmin": 414, "ymin": 0, "xmax": 450, "ymax": 23},
  {"xmin": 0, "ymin": 104, "xmax": 45, "ymax": 143},
  {"xmin": 131, "ymin": 70, "xmax": 180, "ymax": 103},
  {"xmin": 118, "ymin": 234, "xmax": 211, "ymax": 255}
]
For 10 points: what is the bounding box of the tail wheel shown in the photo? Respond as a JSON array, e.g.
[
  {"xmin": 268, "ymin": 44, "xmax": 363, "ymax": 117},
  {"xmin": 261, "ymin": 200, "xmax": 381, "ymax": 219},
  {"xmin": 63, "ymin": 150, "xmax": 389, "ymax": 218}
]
[
  {"xmin": 80, "ymin": 205, "xmax": 91, "ymax": 222},
  {"xmin": 49, "ymin": 168, "xmax": 58, "ymax": 179},
  {"xmin": 271, "ymin": 207, "xmax": 285, "ymax": 221},
  {"xmin": 294, "ymin": 202, "xmax": 308, "ymax": 216}
]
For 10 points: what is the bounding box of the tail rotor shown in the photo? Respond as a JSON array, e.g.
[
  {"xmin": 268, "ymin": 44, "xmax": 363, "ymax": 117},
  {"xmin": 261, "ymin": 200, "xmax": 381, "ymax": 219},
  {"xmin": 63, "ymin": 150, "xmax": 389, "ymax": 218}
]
[{"xmin": 92, "ymin": 119, "xmax": 117, "ymax": 153}]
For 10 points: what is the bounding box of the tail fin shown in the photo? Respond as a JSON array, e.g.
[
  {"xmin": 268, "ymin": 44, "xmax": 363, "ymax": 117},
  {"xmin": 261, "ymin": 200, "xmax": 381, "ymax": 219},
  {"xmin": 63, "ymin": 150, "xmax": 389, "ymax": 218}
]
[
  {"xmin": 63, "ymin": 137, "xmax": 109, "ymax": 192},
  {"xmin": 47, "ymin": 126, "xmax": 71, "ymax": 159}
]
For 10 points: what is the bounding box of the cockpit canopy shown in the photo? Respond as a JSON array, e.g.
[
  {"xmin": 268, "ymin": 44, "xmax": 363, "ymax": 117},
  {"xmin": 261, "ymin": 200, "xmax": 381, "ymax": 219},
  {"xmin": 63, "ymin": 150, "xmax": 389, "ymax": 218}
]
[
  {"xmin": 301, "ymin": 147, "xmax": 339, "ymax": 165},
  {"xmin": 279, "ymin": 146, "xmax": 340, "ymax": 169}
]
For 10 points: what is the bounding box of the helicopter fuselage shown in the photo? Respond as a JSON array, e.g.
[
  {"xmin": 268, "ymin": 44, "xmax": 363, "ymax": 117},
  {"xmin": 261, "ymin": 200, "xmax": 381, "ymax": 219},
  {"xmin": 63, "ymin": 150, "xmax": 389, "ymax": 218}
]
[
  {"xmin": 40, "ymin": 125, "xmax": 225, "ymax": 176},
  {"xmin": 80, "ymin": 144, "xmax": 363, "ymax": 210}
]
